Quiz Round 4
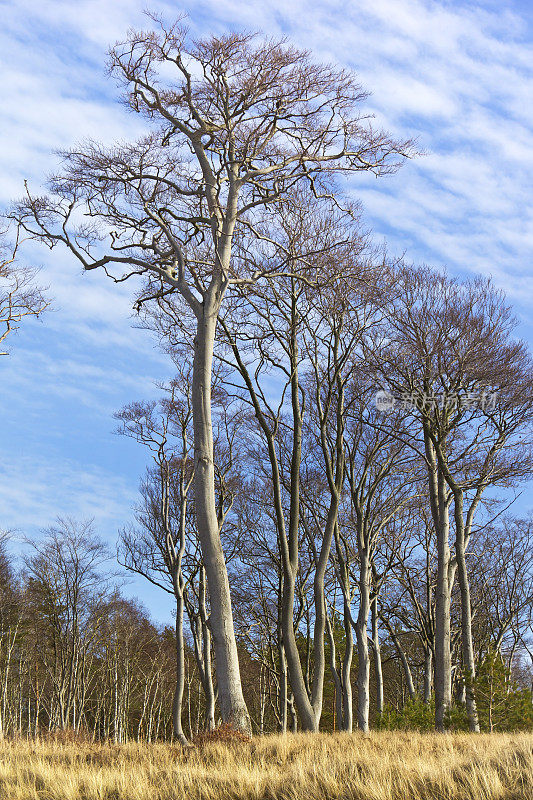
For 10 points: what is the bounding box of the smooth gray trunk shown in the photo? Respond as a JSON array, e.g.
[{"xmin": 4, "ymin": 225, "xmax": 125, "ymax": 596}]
[
  {"xmin": 332, "ymin": 525, "xmax": 354, "ymax": 732},
  {"xmin": 288, "ymin": 694, "xmax": 298, "ymax": 732},
  {"xmin": 282, "ymin": 575, "xmax": 320, "ymax": 731},
  {"xmin": 277, "ymin": 311, "xmax": 336, "ymax": 733},
  {"xmin": 371, "ymin": 598, "xmax": 384, "ymax": 716},
  {"xmin": 425, "ymin": 433, "xmax": 453, "ymax": 731},
  {"xmin": 172, "ymin": 597, "xmax": 188, "ymax": 744},
  {"xmin": 279, "ymin": 640, "xmax": 288, "ymax": 733},
  {"xmin": 355, "ymin": 550, "xmax": 371, "ymax": 732},
  {"xmin": 455, "ymin": 511, "xmax": 480, "ymax": 732},
  {"xmin": 423, "ymin": 648, "xmax": 433, "ymax": 704},
  {"xmin": 199, "ymin": 566, "xmax": 216, "ymax": 732},
  {"xmin": 341, "ymin": 598, "xmax": 354, "ymax": 731},
  {"xmin": 434, "ymin": 517, "xmax": 452, "ymax": 730},
  {"xmin": 192, "ymin": 310, "xmax": 250, "ymax": 734},
  {"xmin": 325, "ymin": 613, "xmax": 343, "ymax": 730}
]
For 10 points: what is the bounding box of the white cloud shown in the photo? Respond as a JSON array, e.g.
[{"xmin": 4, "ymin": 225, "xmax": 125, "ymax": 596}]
[{"xmin": 0, "ymin": 453, "xmax": 137, "ymax": 533}]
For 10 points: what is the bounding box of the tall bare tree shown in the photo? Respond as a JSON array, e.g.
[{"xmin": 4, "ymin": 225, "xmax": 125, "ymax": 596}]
[
  {"xmin": 116, "ymin": 376, "xmax": 194, "ymax": 744},
  {"xmin": 13, "ymin": 19, "xmax": 412, "ymax": 732},
  {"xmin": 369, "ymin": 265, "xmax": 533, "ymax": 730},
  {"xmin": 341, "ymin": 389, "xmax": 417, "ymax": 731}
]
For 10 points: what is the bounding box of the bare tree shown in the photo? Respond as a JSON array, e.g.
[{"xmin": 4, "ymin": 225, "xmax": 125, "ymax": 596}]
[
  {"xmin": 343, "ymin": 390, "xmax": 417, "ymax": 731},
  {"xmin": 472, "ymin": 516, "xmax": 533, "ymax": 663},
  {"xmin": 369, "ymin": 265, "xmax": 533, "ymax": 730},
  {"xmin": 211, "ymin": 196, "xmax": 367, "ymax": 730},
  {"xmin": 383, "ymin": 508, "xmax": 437, "ymax": 705},
  {"xmin": 117, "ymin": 364, "xmax": 250, "ymax": 735},
  {"xmin": 0, "ymin": 231, "xmax": 47, "ymax": 355},
  {"xmin": 12, "ymin": 19, "xmax": 412, "ymax": 732},
  {"xmin": 24, "ymin": 519, "xmax": 111, "ymax": 731},
  {"xmin": 116, "ymin": 376, "xmax": 194, "ymax": 744}
]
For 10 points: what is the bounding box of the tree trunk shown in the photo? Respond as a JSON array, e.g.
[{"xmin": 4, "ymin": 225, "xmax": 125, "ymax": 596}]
[
  {"xmin": 288, "ymin": 694, "xmax": 298, "ymax": 732},
  {"xmin": 425, "ymin": 434, "xmax": 453, "ymax": 731},
  {"xmin": 202, "ymin": 621, "xmax": 216, "ymax": 732},
  {"xmin": 278, "ymin": 312, "xmax": 322, "ymax": 733},
  {"xmin": 423, "ymin": 647, "xmax": 433, "ymax": 704},
  {"xmin": 333, "ymin": 525, "xmax": 353, "ymax": 732},
  {"xmin": 455, "ymin": 515, "xmax": 480, "ymax": 732},
  {"xmin": 279, "ymin": 640, "xmax": 288, "ymax": 734},
  {"xmin": 341, "ymin": 596, "xmax": 354, "ymax": 732},
  {"xmin": 192, "ymin": 309, "xmax": 250, "ymax": 734},
  {"xmin": 198, "ymin": 566, "xmax": 216, "ymax": 732},
  {"xmin": 371, "ymin": 597, "xmax": 384, "ymax": 717},
  {"xmin": 355, "ymin": 550, "xmax": 371, "ymax": 732},
  {"xmin": 310, "ymin": 499, "xmax": 340, "ymax": 727},
  {"xmin": 434, "ymin": 515, "xmax": 452, "ymax": 731},
  {"xmin": 172, "ymin": 597, "xmax": 188, "ymax": 744},
  {"xmin": 325, "ymin": 612, "xmax": 344, "ymax": 731},
  {"xmin": 282, "ymin": 573, "xmax": 319, "ymax": 731}
]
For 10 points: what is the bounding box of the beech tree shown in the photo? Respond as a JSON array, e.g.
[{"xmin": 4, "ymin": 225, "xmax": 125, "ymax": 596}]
[
  {"xmin": 12, "ymin": 18, "xmax": 413, "ymax": 733},
  {"xmin": 116, "ymin": 376, "xmax": 194, "ymax": 744},
  {"xmin": 369, "ymin": 266, "xmax": 533, "ymax": 730},
  {"xmin": 117, "ymin": 367, "xmax": 246, "ymax": 736},
  {"xmin": 384, "ymin": 508, "xmax": 437, "ymax": 705},
  {"xmin": 344, "ymin": 392, "xmax": 417, "ymax": 731},
  {"xmin": 211, "ymin": 195, "xmax": 368, "ymax": 731},
  {"xmin": 472, "ymin": 517, "xmax": 533, "ymax": 663}
]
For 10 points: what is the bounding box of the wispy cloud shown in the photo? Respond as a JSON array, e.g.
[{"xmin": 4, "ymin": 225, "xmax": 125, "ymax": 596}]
[
  {"xmin": 0, "ymin": 452, "xmax": 138, "ymax": 533},
  {"xmin": 175, "ymin": 0, "xmax": 532, "ymax": 302}
]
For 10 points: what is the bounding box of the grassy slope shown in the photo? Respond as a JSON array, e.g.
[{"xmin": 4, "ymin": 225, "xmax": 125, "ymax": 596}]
[{"xmin": 0, "ymin": 732, "xmax": 531, "ymax": 800}]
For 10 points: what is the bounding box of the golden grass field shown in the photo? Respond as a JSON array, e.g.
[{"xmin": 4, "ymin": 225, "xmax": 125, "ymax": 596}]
[{"xmin": 0, "ymin": 731, "xmax": 531, "ymax": 800}]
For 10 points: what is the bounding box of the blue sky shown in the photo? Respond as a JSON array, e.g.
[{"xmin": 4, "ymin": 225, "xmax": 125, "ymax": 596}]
[{"xmin": 0, "ymin": 0, "xmax": 531, "ymax": 624}]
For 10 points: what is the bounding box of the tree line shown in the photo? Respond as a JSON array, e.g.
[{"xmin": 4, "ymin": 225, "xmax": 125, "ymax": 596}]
[{"xmin": 2, "ymin": 17, "xmax": 532, "ymax": 739}]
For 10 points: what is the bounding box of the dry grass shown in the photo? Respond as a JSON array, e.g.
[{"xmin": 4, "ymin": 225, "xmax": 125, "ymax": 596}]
[{"xmin": 0, "ymin": 731, "xmax": 531, "ymax": 800}]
